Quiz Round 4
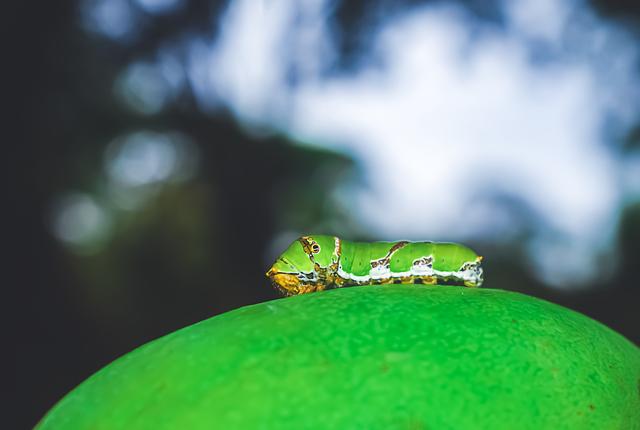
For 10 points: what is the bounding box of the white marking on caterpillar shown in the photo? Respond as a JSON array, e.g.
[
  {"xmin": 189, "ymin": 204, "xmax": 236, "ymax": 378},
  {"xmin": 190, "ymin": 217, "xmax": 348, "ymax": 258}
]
[
  {"xmin": 411, "ymin": 256, "xmax": 434, "ymax": 276},
  {"xmin": 337, "ymin": 262, "xmax": 482, "ymax": 285}
]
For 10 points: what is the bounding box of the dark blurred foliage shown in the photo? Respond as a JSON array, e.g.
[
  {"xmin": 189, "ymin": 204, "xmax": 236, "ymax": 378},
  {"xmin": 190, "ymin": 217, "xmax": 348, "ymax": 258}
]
[{"xmin": 6, "ymin": 0, "xmax": 640, "ymax": 428}]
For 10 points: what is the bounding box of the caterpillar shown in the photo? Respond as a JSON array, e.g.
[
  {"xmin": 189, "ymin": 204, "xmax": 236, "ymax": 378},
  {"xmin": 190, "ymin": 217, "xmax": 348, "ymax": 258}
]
[{"xmin": 266, "ymin": 235, "xmax": 484, "ymax": 296}]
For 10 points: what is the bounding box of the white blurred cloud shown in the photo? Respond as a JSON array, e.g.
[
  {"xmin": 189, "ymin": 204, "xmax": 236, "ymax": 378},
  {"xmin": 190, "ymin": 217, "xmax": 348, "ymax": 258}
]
[{"xmin": 188, "ymin": 0, "xmax": 640, "ymax": 287}]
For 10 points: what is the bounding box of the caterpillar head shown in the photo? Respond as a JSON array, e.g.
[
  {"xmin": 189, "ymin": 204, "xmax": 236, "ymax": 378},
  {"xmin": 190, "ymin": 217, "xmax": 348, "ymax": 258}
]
[{"xmin": 266, "ymin": 235, "xmax": 337, "ymax": 295}]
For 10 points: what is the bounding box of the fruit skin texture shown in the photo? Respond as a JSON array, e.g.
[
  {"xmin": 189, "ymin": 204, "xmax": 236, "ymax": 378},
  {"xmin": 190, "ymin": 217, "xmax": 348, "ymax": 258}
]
[{"xmin": 37, "ymin": 286, "xmax": 640, "ymax": 430}]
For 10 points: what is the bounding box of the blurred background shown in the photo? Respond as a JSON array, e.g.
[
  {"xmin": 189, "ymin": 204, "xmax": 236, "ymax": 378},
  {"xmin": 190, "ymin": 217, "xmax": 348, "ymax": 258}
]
[{"xmin": 8, "ymin": 0, "xmax": 640, "ymax": 427}]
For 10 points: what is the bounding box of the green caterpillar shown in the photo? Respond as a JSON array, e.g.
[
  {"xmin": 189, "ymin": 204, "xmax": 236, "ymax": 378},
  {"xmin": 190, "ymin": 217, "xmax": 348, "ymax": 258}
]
[{"xmin": 266, "ymin": 235, "xmax": 484, "ymax": 296}]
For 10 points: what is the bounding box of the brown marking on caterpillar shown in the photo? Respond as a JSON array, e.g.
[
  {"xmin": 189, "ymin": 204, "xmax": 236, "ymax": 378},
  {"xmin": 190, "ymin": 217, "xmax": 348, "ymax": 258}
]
[
  {"xmin": 370, "ymin": 240, "xmax": 409, "ymax": 270},
  {"xmin": 388, "ymin": 240, "xmax": 409, "ymax": 256},
  {"xmin": 412, "ymin": 256, "xmax": 433, "ymax": 268},
  {"xmin": 299, "ymin": 236, "xmax": 317, "ymax": 259},
  {"xmin": 299, "ymin": 236, "xmax": 342, "ymax": 289},
  {"xmin": 326, "ymin": 236, "xmax": 342, "ymax": 287}
]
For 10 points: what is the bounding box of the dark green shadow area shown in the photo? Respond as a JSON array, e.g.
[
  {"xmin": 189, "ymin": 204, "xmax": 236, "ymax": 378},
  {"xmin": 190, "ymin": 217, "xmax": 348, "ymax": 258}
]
[{"xmin": 37, "ymin": 286, "xmax": 640, "ymax": 429}]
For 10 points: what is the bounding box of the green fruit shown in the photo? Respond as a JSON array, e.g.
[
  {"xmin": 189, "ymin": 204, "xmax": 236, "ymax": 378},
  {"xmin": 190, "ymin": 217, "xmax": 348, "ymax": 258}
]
[{"xmin": 37, "ymin": 286, "xmax": 640, "ymax": 429}]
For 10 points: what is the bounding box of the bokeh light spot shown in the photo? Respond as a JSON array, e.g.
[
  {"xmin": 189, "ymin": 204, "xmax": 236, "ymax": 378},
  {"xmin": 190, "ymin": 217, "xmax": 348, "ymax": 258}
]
[
  {"xmin": 104, "ymin": 131, "xmax": 199, "ymax": 209},
  {"xmin": 81, "ymin": 0, "xmax": 137, "ymax": 40},
  {"xmin": 115, "ymin": 62, "xmax": 172, "ymax": 115},
  {"xmin": 51, "ymin": 193, "xmax": 112, "ymax": 253},
  {"xmin": 106, "ymin": 131, "xmax": 177, "ymax": 186},
  {"xmin": 134, "ymin": 0, "xmax": 184, "ymax": 14}
]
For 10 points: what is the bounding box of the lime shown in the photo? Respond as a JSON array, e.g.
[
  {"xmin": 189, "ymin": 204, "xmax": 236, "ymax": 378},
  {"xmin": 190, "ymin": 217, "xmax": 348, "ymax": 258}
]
[{"xmin": 38, "ymin": 286, "xmax": 640, "ymax": 429}]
